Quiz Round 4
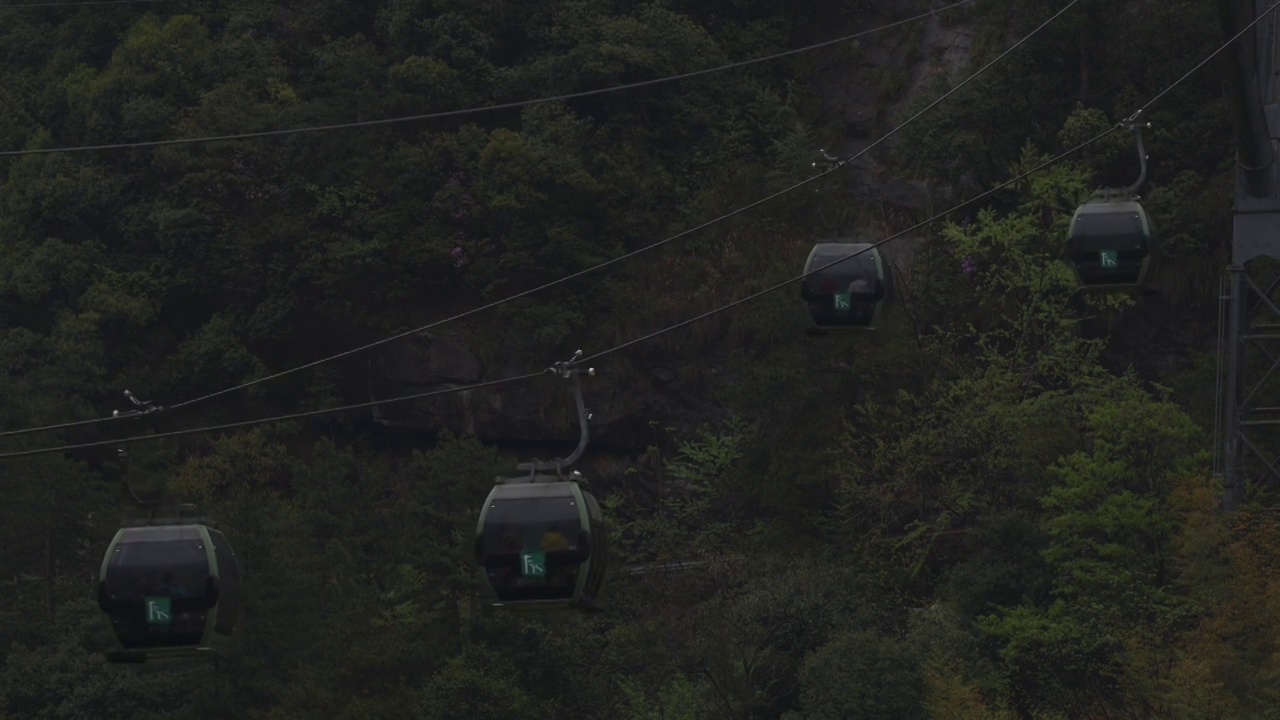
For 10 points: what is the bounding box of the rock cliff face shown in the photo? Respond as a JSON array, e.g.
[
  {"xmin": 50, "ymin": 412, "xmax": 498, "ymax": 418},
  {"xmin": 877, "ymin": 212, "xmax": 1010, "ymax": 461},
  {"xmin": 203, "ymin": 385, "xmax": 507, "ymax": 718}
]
[
  {"xmin": 367, "ymin": 333, "xmax": 720, "ymax": 446},
  {"xmin": 365, "ymin": 7, "xmax": 979, "ymax": 467}
]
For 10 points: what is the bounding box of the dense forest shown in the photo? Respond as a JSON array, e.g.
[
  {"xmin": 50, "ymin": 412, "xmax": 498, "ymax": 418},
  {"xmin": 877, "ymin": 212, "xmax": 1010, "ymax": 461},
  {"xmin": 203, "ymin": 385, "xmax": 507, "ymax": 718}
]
[{"xmin": 0, "ymin": 0, "xmax": 1271, "ymax": 717}]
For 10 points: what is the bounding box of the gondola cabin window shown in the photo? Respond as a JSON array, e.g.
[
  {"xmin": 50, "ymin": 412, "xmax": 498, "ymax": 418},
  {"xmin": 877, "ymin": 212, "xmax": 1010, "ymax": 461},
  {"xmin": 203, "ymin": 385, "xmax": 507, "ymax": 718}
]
[{"xmin": 481, "ymin": 492, "xmax": 583, "ymax": 602}]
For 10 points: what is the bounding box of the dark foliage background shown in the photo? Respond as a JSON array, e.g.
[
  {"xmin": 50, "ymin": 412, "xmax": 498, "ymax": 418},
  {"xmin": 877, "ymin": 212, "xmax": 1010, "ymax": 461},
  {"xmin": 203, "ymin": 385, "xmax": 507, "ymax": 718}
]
[{"xmin": 0, "ymin": 1, "xmax": 1266, "ymax": 717}]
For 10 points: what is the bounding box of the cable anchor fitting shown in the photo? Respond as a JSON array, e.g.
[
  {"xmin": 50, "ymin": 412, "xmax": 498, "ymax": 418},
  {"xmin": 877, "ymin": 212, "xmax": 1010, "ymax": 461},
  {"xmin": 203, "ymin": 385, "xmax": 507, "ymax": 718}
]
[
  {"xmin": 112, "ymin": 390, "xmax": 163, "ymax": 419},
  {"xmin": 549, "ymin": 349, "xmax": 596, "ymax": 380},
  {"xmin": 1119, "ymin": 108, "xmax": 1148, "ymax": 129}
]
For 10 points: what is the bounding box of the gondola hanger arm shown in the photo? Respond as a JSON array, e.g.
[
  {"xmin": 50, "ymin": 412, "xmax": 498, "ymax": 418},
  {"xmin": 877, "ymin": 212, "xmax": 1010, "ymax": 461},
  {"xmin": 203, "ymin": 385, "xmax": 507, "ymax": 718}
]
[
  {"xmin": 1094, "ymin": 112, "xmax": 1151, "ymax": 200},
  {"xmin": 517, "ymin": 350, "xmax": 595, "ymax": 476},
  {"xmin": 113, "ymin": 389, "xmax": 164, "ymax": 419}
]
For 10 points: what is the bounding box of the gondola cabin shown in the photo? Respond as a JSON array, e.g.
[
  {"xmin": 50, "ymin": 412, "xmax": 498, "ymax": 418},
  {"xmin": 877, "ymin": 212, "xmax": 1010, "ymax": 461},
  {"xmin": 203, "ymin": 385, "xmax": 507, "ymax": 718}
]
[
  {"xmin": 1064, "ymin": 199, "xmax": 1157, "ymax": 290},
  {"xmin": 97, "ymin": 523, "xmax": 242, "ymax": 663},
  {"xmin": 800, "ymin": 242, "xmax": 892, "ymax": 330},
  {"xmin": 474, "ymin": 476, "xmax": 608, "ymax": 612}
]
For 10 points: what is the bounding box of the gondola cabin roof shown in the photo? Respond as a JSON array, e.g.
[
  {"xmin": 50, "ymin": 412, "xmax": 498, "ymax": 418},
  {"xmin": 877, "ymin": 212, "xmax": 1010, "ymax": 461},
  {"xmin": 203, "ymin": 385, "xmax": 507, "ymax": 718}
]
[
  {"xmin": 488, "ymin": 480, "xmax": 578, "ymax": 498},
  {"xmin": 1072, "ymin": 198, "xmax": 1147, "ymax": 218},
  {"xmin": 114, "ymin": 524, "xmax": 208, "ymax": 541},
  {"xmin": 493, "ymin": 471, "xmax": 592, "ymax": 488}
]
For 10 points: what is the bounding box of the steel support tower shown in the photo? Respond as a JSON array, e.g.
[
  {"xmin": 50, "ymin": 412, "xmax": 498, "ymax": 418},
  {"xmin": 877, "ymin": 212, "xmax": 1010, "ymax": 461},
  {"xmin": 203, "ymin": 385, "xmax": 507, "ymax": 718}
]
[{"xmin": 1220, "ymin": 1, "xmax": 1280, "ymax": 510}]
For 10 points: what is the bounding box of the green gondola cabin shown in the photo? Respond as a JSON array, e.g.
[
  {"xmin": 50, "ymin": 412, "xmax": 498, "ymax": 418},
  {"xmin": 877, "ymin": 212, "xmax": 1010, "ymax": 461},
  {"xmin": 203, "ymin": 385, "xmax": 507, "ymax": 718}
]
[
  {"xmin": 1065, "ymin": 199, "xmax": 1157, "ymax": 290},
  {"xmin": 474, "ymin": 475, "xmax": 607, "ymax": 612},
  {"xmin": 800, "ymin": 242, "xmax": 892, "ymax": 330},
  {"xmin": 97, "ymin": 523, "xmax": 241, "ymax": 663}
]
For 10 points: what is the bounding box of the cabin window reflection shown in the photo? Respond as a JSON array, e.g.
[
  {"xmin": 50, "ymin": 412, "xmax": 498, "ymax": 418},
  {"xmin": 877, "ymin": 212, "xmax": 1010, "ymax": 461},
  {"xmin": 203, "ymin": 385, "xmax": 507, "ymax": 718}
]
[
  {"xmin": 482, "ymin": 496, "xmax": 583, "ymax": 601},
  {"xmin": 107, "ymin": 539, "xmax": 208, "ymax": 600},
  {"xmin": 105, "ymin": 536, "xmax": 210, "ymax": 649},
  {"xmin": 802, "ymin": 248, "xmax": 881, "ymax": 327}
]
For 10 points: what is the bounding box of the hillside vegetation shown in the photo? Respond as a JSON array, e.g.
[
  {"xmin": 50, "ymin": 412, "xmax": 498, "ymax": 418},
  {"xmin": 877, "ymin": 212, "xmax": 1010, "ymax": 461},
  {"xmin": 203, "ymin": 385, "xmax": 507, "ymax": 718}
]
[{"xmin": 0, "ymin": 0, "xmax": 1269, "ymax": 718}]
